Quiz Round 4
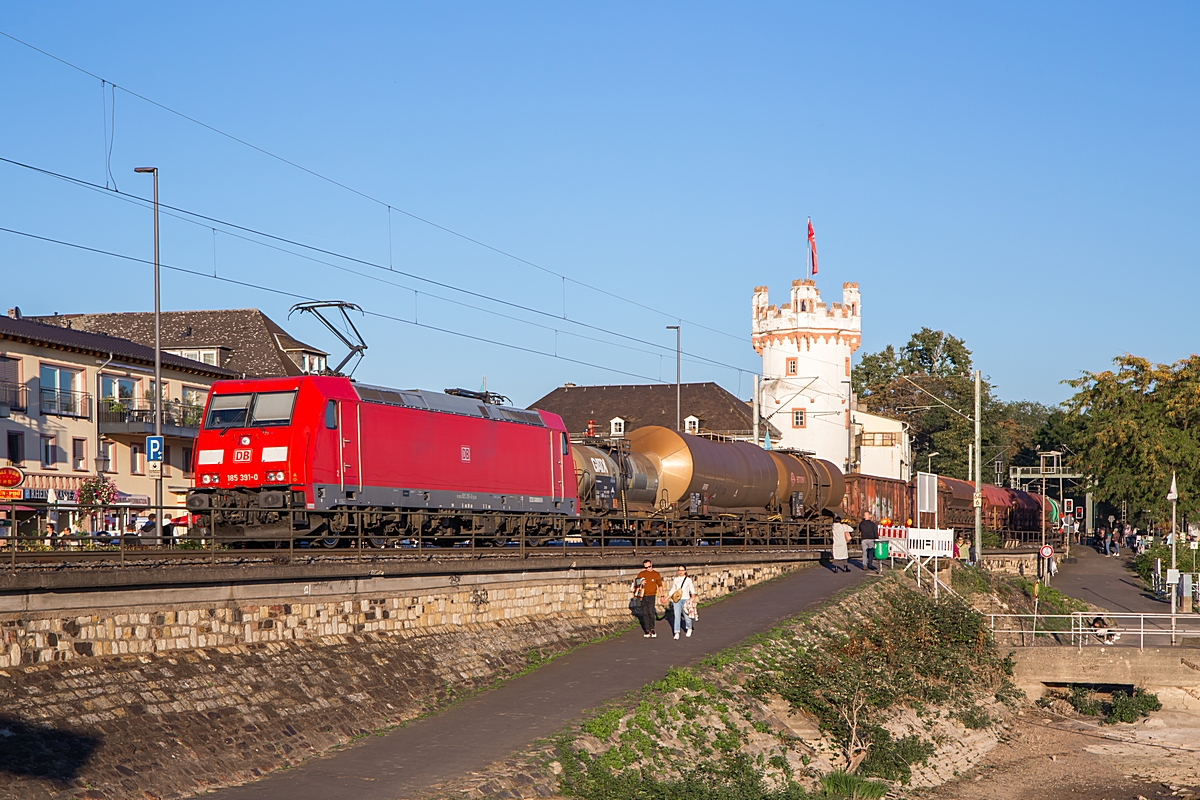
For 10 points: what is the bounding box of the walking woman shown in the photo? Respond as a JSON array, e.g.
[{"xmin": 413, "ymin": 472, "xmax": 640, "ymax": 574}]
[{"xmin": 668, "ymin": 566, "xmax": 697, "ymax": 639}]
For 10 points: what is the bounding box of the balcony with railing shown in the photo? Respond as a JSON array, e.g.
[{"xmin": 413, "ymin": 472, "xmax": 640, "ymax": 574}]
[
  {"xmin": 40, "ymin": 388, "xmax": 92, "ymax": 418},
  {"xmin": 0, "ymin": 381, "xmax": 28, "ymax": 412},
  {"xmin": 98, "ymin": 399, "xmax": 205, "ymax": 438}
]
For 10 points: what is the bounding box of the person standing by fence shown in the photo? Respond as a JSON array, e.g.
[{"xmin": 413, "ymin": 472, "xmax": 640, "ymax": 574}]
[{"xmin": 859, "ymin": 511, "xmax": 879, "ymax": 572}]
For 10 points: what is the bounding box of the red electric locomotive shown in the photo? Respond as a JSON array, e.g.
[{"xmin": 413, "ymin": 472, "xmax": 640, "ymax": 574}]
[{"xmin": 185, "ymin": 375, "xmax": 576, "ymax": 546}]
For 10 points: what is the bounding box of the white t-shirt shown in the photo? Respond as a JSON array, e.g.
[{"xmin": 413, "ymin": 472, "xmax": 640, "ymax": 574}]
[{"xmin": 668, "ymin": 575, "xmax": 696, "ymax": 600}]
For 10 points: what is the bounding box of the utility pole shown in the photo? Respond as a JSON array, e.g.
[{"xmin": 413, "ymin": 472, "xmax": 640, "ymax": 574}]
[
  {"xmin": 666, "ymin": 325, "xmax": 680, "ymax": 431},
  {"xmin": 1169, "ymin": 472, "xmax": 1178, "ymax": 644},
  {"xmin": 134, "ymin": 166, "xmax": 162, "ymax": 546},
  {"xmin": 974, "ymin": 369, "xmax": 982, "ymax": 564}
]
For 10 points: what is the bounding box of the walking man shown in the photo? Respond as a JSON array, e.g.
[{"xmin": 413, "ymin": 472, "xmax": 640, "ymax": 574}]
[
  {"xmin": 632, "ymin": 559, "xmax": 664, "ymax": 638},
  {"xmin": 859, "ymin": 511, "xmax": 879, "ymax": 572}
]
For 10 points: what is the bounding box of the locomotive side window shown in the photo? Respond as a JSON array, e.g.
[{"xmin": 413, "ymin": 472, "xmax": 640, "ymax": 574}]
[
  {"xmin": 325, "ymin": 400, "xmax": 338, "ymax": 429},
  {"xmin": 204, "ymin": 394, "xmax": 251, "ymax": 428},
  {"xmin": 249, "ymin": 391, "xmax": 297, "ymax": 426},
  {"xmin": 561, "ymin": 432, "xmax": 569, "ymax": 456}
]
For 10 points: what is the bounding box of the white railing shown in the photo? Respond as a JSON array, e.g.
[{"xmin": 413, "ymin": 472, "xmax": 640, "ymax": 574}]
[{"xmin": 988, "ymin": 612, "xmax": 1200, "ymax": 649}]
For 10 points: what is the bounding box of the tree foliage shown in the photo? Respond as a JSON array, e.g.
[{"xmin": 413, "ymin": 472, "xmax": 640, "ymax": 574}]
[
  {"xmin": 1064, "ymin": 354, "xmax": 1200, "ymax": 521},
  {"xmin": 853, "ymin": 328, "xmax": 1055, "ymax": 480}
]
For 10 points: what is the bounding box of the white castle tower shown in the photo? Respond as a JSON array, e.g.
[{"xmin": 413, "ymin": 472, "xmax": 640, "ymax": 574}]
[{"xmin": 752, "ymin": 279, "xmax": 862, "ymax": 469}]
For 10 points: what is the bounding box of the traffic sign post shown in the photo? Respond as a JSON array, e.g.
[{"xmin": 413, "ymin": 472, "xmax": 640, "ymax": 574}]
[
  {"xmin": 146, "ymin": 436, "xmax": 164, "ymax": 464},
  {"xmin": 1039, "ymin": 544, "xmax": 1054, "ymax": 586}
]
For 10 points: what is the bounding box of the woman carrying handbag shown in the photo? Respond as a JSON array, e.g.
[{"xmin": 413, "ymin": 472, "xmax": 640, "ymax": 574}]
[{"xmin": 667, "ymin": 566, "xmax": 697, "ymax": 640}]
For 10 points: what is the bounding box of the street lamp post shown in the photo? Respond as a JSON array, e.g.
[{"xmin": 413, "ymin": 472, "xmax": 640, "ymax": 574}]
[
  {"xmin": 974, "ymin": 369, "xmax": 982, "ymax": 569},
  {"xmin": 666, "ymin": 325, "xmax": 680, "ymax": 432},
  {"xmin": 926, "ymin": 451, "xmax": 939, "ymax": 473},
  {"xmin": 134, "ymin": 166, "xmax": 162, "ymax": 544}
]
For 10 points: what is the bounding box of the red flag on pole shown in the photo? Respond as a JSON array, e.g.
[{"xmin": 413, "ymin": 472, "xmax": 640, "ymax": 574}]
[{"xmin": 807, "ymin": 218, "xmax": 818, "ymax": 276}]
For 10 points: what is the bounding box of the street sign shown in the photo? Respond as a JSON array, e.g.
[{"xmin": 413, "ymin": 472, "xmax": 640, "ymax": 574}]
[
  {"xmin": 147, "ymin": 461, "xmax": 162, "ymax": 479},
  {"xmin": 1167, "ymin": 569, "xmax": 1180, "ymax": 584},
  {"xmin": 1064, "ymin": 498, "xmax": 1074, "ymax": 514},
  {"xmin": 1039, "ymin": 544, "xmax": 1054, "ymax": 559},
  {"xmin": 146, "ymin": 436, "xmax": 164, "ymax": 463},
  {"xmin": 972, "ymin": 492, "xmax": 982, "ymax": 508},
  {"xmin": 1191, "ymin": 540, "xmax": 1198, "ymax": 550}
]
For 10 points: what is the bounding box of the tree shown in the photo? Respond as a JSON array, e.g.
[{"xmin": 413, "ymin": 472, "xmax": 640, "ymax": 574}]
[{"xmin": 1065, "ymin": 354, "xmax": 1200, "ymax": 522}]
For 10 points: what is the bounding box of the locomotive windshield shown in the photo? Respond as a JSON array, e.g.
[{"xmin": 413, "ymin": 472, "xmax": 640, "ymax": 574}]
[{"xmin": 204, "ymin": 391, "xmax": 297, "ymax": 429}]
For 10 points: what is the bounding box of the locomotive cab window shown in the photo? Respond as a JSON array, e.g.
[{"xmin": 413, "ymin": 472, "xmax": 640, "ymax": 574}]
[
  {"xmin": 561, "ymin": 432, "xmax": 569, "ymax": 456},
  {"xmin": 204, "ymin": 391, "xmax": 297, "ymax": 429},
  {"xmin": 249, "ymin": 392, "xmax": 297, "ymax": 426},
  {"xmin": 325, "ymin": 400, "xmax": 338, "ymax": 429},
  {"xmin": 205, "ymin": 394, "xmax": 251, "ymax": 428}
]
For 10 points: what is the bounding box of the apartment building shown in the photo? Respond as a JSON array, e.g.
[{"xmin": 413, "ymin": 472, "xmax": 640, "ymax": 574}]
[{"xmin": 0, "ymin": 314, "xmax": 235, "ymax": 512}]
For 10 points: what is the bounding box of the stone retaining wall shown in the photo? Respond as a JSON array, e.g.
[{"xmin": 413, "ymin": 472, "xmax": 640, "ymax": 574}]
[
  {"xmin": 0, "ymin": 559, "xmax": 802, "ymax": 800},
  {"xmin": 0, "ymin": 560, "xmax": 796, "ymax": 669}
]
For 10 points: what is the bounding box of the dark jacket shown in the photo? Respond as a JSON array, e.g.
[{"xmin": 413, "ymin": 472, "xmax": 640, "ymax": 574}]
[{"xmin": 858, "ymin": 519, "xmax": 878, "ymax": 540}]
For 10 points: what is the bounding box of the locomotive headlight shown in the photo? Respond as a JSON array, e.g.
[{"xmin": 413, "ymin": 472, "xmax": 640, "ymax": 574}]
[
  {"xmin": 202, "ymin": 474, "xmax": 211, "ymax": 484},
  {"xmin": 239, "ymin": 435, "xmax": 251, "ymax": 446}
]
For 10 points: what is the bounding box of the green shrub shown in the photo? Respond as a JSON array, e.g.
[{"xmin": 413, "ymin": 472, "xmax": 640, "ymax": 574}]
[
  {"xmin": 581, "ymin": 709, "xmax": 623, "ymax": 741},
  {"xmin": 817, "ymin": 770, "xmax": 888, "ymax": 799},
  {"xmin": 1066, "ymin": 685, "xmax": 1102, "ymax": 716},
  {"xmin": 1105, "ymin": 688, "xmax": 1162, "ymax": 724},
  {"xmin": 858, "ymin": 726, "xmax": 934, "ymax": 784},
  {"xmin": 956, "ymin": 705, "xmax": 992, "ymax": 729},
  {"xmin": 950, "ymin": 565, "xmax": 989, "ymax": 595}
]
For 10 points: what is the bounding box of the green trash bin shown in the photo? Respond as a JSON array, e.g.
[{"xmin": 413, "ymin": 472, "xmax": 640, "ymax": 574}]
[{"xmin": 874, "ymin": 540, "xmax": 890, "ymax": 561}]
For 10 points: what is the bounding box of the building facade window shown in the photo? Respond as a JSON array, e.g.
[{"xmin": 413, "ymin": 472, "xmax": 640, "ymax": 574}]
[
  {"xmin": 786, "ymin": 358, "xmax": 798, "ymax": 376},
  {"xmin": 40, "ymin": 434, "xmax": 56, "ymax": 468},
  {"xmin": 182, "ymin": 446, "xmax": 194, "ymax": 478},
  {"xmin": 0, "ymin": 356, "xmax": 23, "ymax": 411},
  {"xmin": 791, "ymin": 409, "xmax": 806, "ymax": 429},
  {"xmin": 163, "ymin": 444, "xmax": 172, "ymax": 477},
  {"xmin": 100, "ymin": 441, "xmax": 116, "ymax": 472},
  {"xmin": 131, "ymin": 443, "xmax": 144, "ymax": 475},
  {"xmin": 72, "ymin": 438, "xmax": 87, "ymax": 471},
  {"xmin": 40, "ymin": 364, "xmax": 85, "ymax": 416},
  {"xmin": 610, "ymin": 417, "xmax": 625, "ymax": 437},
  {"xmin": 101, "ymin": 375, "xmax": 137, "ymax": 407},
  {"xmin": 859, "ymin": 432, "xmax": 897, "ymax": 447},
  {"xmin": 6, "ymin": 431, "xmax": 23, "ymax": 465},
  {"xmin": 845, "ymin": 356, "xmax": 851, "ymax": 377}
]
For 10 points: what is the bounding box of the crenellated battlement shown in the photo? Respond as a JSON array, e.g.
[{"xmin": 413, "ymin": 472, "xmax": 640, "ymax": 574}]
[{"xmin": 751, "ymin": 280, "xmax": 862, "ymax": 339}]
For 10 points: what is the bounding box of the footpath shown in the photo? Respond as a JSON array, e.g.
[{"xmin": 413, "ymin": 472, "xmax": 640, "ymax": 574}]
[
  {"xmin": 1053, "ymin": 542, "xmax": 1164, "ymax": 614},
  {"xmin": 207, "ymin": 561, "xmax": 870, "ymax": 800}
]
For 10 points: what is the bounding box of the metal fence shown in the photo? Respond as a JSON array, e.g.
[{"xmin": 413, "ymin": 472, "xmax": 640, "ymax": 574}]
[
  {"xmin": 0, "ymin": 499, "xmax": 835, "ymax": 568},
  {"xmin": 39, "ymin": 388, "xmax": 91, "ymax": 418},
  {"xmin": 988, "ymin": 612, "xmax": 1200, "ymax": 649},
  {"xmin": 97, "ymin": 399, "xmax": 205, "ymax": 428}
]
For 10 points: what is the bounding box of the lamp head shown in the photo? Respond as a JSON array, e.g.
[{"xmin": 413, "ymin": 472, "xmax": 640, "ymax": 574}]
[{"xmin": 133, "ymin": 167, "xmax": 157, "ymax": 174}]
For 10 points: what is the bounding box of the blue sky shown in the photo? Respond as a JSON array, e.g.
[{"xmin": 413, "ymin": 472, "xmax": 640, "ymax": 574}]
[{"xmin": 1, "ymin": 3, "xmax": 1196, "ymax": 407}]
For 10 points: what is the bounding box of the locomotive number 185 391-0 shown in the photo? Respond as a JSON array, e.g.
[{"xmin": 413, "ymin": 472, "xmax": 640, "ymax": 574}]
[{"xmin": 227, "ymin": 473, "xmax": 260, "ymax": 483}]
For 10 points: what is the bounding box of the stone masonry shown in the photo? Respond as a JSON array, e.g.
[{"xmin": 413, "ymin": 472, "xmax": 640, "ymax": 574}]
[{"xmin": 0, "ymin": 559, "xmax": 800, "ymax": 800}]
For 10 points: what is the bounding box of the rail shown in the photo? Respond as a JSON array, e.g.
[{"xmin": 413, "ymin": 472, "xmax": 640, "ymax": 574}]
[
  {"xmin": 0, "ymin": 499, "xmax": 837, "ymax": 569},
  {"xmin": 988, "ymin": 612, "xmax": 1200, "ymax": 649},
  {"xmin": 0, "ymin": 381, "xmax": 28, "ymax": 412},
  {"xmin": 97, "ymin": 399, "xmax": 205, "ymax": 429},
  {"xmin": 39, "ymin": 388, "xmax": 91, "ymax": 418}
]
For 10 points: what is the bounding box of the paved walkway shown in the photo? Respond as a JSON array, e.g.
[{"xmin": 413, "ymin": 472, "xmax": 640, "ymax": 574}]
[
  {"xmin": 209, "ymin": 562, "xmax": 871, "ymax": 800},
  {"xmin": 1054, "ymin": 543, "xmax": 1163, "ymax": 614}
]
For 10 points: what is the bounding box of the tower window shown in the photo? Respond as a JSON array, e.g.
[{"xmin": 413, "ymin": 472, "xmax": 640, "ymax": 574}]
[
  {"xmin": 791, "ymin": 409, "xmax": 806, "ymax": 428},
  {"xmin": 786, "ymin": 358, "xmax": 798, "ymax": 376}
]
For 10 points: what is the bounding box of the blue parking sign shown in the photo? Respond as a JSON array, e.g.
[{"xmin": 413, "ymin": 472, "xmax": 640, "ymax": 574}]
[{"xmin": 146, "ymin": 435, "xmax": 164, "ymax": 463}]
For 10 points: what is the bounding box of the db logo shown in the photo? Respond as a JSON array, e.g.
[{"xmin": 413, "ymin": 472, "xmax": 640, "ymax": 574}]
[
  {"xmin": 233, "ymin": 449, "xmax": 252, "ymax": 463},
  {"xmin": 461, "ymin": 446, "xmax": 471, "ymax": 463}
]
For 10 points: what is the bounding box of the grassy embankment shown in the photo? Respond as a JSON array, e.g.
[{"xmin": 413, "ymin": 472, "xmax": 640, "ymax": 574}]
[{"xmin": 553, "ymin": 575, "xmax": 1020, "ymax": 800}]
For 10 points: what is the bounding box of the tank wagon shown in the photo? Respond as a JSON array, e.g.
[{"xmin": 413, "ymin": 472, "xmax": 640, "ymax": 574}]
[{"xmin": 186, "ymin": 375, "xmax": 847, "ymax": 546}]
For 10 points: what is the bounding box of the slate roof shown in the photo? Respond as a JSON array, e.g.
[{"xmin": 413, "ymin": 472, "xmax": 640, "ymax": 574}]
[
  {"xmin": 0, "ymin": 315, "xmax": 237, "ymax": 378},
  {"xmin": 528, "ymin": 382, "xmax": 782, "ymax": 438},
  {"xmin": 26, "ymin": 309, "xmax": 325, "ymax": 378}
]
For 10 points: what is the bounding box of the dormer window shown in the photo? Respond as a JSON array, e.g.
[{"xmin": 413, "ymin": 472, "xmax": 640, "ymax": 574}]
[
  {"xmin": 684, "ymin": 415, "xmax": 700, "ymax": 434},
  {"xmin": 610, "ymin": 417, "xmax": 625, "ymax": 437},
  {"xmin": 301, "ymin": 353, "xmax": 326, "ymax": 373}
]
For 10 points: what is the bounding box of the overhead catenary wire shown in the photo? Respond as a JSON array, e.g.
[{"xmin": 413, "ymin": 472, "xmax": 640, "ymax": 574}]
[
  {"xmin": 0, "ymin": 29, "xmax": 746, "ymax": 345},
  {"xmin": 0, "ymin": 155, "xmax": 756, "ymax": 377},
  {"xmin": 0, "ymin": 224, "xmax": 665, "ymax": 384}
]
